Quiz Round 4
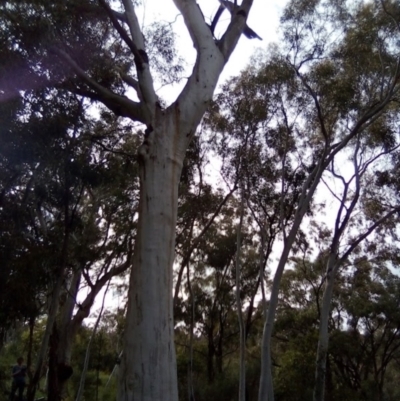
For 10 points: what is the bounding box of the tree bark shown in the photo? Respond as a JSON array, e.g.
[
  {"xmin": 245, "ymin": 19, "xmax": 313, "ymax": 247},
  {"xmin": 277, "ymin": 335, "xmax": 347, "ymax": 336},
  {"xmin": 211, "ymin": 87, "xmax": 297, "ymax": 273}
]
[
  {"xmin": 118, "ymin": 112, "xmax": 186, "ymax": 401},
  {"xmin": 58, "ymin": 269, "xmax": 82, "ymax": 366},
  {"xmin": 258, "ymin": 158, "xmax": 326, "ymax": 401},
  {"xmin": 313, "ymin": 254, "xmax": 338, "ymax": 401},
  {"xmin": 186, "ymin": 264, "xmax": 195, "ymax": 401},
  {"xmin": 26, "ymin": 270, "xmax": 66, "ymax": 401},
  {"xmin": 236, "ymin": 188, "xmax": 246, "ymax": 401},
  {"xmin": 75, "ymin": 279, "xmax": 110, "ymax": 401},
  {"xmin": 47, "ymin": 269, "xmax": 81, "ymax": 401},
  {"xmin": 47, "ymin": 323, "xmax": 61, "ymax": 401},
  {"xmin": 258, "ymin": 120, "xmax": 346, "ymax": 400},
  {"xmin": 26, "ymin": 316, "xmax": 35, "ymax": 387},
  {"xmin": 207, "ymin": 326, "xmax": 216, "ymax": 383}
]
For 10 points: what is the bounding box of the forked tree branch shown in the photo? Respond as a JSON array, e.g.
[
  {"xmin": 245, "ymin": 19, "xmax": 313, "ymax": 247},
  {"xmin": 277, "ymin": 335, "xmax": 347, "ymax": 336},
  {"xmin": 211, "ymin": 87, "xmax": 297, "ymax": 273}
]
[
  {"xmin": 121, "ymin": 0, "xmax": 157, "ymax": 112},
  {"xmin": 218, "ymin": 0, "xmax": 255, "ymax": 59},
  {"xmin": 171, "ymin": 0, "xmax": 254, "ymax": 139}
]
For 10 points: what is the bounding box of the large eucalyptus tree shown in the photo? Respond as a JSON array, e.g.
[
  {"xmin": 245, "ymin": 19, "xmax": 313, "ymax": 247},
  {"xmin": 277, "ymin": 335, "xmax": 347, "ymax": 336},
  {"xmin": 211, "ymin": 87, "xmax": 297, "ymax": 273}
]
[{"xmin": 0, "ymin": 1, "xmax": 257, "ymax": 400}]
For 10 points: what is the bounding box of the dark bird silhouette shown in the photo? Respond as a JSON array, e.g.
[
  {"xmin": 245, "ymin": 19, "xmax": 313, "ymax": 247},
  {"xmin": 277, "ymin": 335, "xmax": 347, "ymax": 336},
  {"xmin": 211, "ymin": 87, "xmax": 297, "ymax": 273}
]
[{"xmin": 211, "ymin": 0, "xmax": 262, "ymax": 40}]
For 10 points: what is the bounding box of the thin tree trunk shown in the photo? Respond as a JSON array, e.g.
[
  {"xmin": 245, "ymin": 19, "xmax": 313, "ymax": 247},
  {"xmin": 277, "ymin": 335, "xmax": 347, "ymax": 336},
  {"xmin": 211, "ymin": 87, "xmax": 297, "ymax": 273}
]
[
  {"xmin": 75, "ymin": 280, "xmax": 111, "ymax": 401},
  {"xmin": 26, "ymin": 316, "xmax": 35, "ymax": 386},
  {"xmin": 186, "ymin": 264, "xmax": 195, "ymax": 401},
  {"xmin": 27, "ymin": 269, "xmax": 66, "ymax": 401},
  {"xmin": 48, "ymin": 322, "xmax": 61, "ymax": 401},
  {"xmin": 105, "ymin": 351, "xmax": 123, "ymax": 390},
  {"xmin": 324, "ymin": 356, "xmax": 333, "ymax": 401},
  {"xmin": 54, "ymin": 254, "xmax": 131, "ymax": 398},
  {"xmin": 58, "ymin": 269, "xmax": 82, "ymax": 365},
  {"xmin": 313, "ymin": 254, "xmax": 338, "ymax": 401},
  {"xmin": 258, "ymin": 230, "xmax": 268, "ymax": 317},
  {"xmin": 45, "ymin": 269, "xmax": 82, "ymax": 401},
  {"xmin": 258, "ymin": 241, "xmax": 293, "ymax": 401},
  {"xmin": 236, "ymin": 189, "xmax": 246, "ymax": 401},
  {"xmin": 207, "ymin": 326, "xmax": 216, "ymax": 383},
  {"xmin": 258, "ymin": 151, "xmax": 328, "ymax": 401}
]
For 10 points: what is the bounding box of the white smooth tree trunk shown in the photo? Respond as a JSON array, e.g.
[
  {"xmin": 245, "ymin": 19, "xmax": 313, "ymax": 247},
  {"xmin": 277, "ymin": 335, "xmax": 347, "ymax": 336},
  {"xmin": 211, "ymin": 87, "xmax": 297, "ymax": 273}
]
[
  {"xmin": 118, "ymin": 114, "xmax": 183, "ymax": 401},
  {"xmin": 258, "ymin": 153, "xmax": 327, "ymax": 401},
  {"xmin": 258, "ymin": 239, "xmax": 295, "ymax": 401}
]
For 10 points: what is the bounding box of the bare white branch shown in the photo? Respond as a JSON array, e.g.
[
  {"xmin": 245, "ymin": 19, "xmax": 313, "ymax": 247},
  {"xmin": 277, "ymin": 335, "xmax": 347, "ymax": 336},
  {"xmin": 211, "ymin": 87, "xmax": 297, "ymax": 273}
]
[
  {"xmin": 170, "ymin": 0, "xmax": 254, "ymax": 138},
  {"xmin": 121, "ymin": 0, "xmax": 157, "ymax": 112}
]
